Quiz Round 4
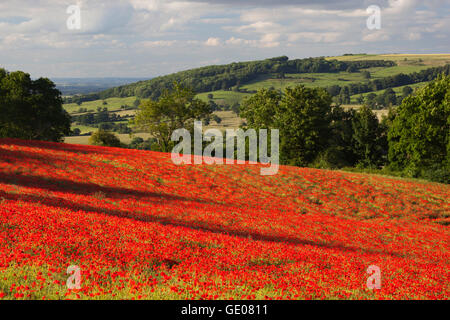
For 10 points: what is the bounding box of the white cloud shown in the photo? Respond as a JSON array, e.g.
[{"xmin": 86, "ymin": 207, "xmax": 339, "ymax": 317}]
[
  {"xmin": 260, "ymin": 33, "xmax": 280, "ymax": 48},
  {"xmin": 288, "ymin": 32, "xmax": 341, "ymax": 43},
  {"xmin": 205, "ymin": 37, "xmax": 221, "ymax": 46},
  {"xmin": 138, "ymin": 40, "xmax": 178, "ymax": 47},
  {"xmin": 0, "ymin": 0, "xmax": 448, "ymax": 77},
  {"xmin": 407, "ymin": 32, "xmax": 422, "ymax": 41},
  {"xmin": 362, "ymin": 31, "xmax": 391, "ymax": 42}
]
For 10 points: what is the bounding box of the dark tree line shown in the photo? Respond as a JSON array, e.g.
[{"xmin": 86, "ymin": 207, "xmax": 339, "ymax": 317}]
[
  {"xmin": 241, "ymin": 75, "xmax": 449, "ymax": 183},
  {"xmin": 72, "ymin": 108, "xmax": 126, "ymax": 125}
]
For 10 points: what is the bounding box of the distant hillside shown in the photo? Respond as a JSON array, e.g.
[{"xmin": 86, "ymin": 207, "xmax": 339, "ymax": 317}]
[
  {"xmin": 53, "ymin": 77, "xmax": 150, "ymax": 96},
  {"xmin": 65, "ymin": 56, "xmax": 396, "ymax": 103}
]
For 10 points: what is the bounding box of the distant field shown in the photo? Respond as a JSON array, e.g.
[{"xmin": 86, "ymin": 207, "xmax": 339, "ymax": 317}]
[
  {"xmin": 350, "ymin": 81, "xmax": 429, "ymax": 103},
  {"xmin": 206, "ymin": 56, "xmax": 443, "ymax": 106},
  {"xmin": 64, "ymin": 96, "xmax": 138, "ymax": 114},
  {"xmin": 197, "ymin": 90, "xmax": 249, "ymax": 105},
  {"xmin": 327, "ymin": 53, "xmax": 450, "ymax": 67},
  {"xmin": 341, "ymin": 105, "xmax": 389, "ymax": 120},
  {"xmin": 63, "ymin": 54, "xmax": 450, "ymax": 145},
  {"xmin": 70, "ymin": 124, "xmax": 97, "ymax": 134},
  {"xmin": 64, "ymin": 132, "xmax": 152, "ymax": 146},
  {"xmin": 65, "ymin": 110, "xmax": 243, "ymax": 146}
]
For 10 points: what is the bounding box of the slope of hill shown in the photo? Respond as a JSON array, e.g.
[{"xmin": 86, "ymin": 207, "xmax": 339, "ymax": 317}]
[
  {"xmin": 65, "ymin": 56, "xmax": 398, "ymax": 103},
  {"xmin": 62, "ymin": 54, "xmax": 450, "ymax": 145},
  {"xmin": 0, "ymin": 138, "xmax": 448, "ymax": 300},
  {"xmin": 65, "ymin": 54, "xmax": 450, "ymax": 105},
  {"xmin": 54, "ymin": 78, "xmax": 150, "ymax": 96}
]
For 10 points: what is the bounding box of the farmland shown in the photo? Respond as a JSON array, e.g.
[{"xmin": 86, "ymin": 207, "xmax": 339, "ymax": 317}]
[
  {"xmin": 0, "ymin": 138, "xmax": 448, "ymax": 300},
  {"xmin": 63, "ymin": 54, "xmax": 450, "ymax": 146}
]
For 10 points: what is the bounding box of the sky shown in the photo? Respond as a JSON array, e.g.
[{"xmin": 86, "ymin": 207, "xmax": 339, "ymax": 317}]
[{"xmin": 0, "ymin": 0, "xmax": 449, "ymax": 78}]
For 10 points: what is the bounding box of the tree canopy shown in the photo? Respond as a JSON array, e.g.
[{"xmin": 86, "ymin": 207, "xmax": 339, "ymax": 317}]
[
  {"xmin": 388, "ymin": 74, "xmax": 450, "ymax": 180},
  {"xmin": 132, "ymin": 83, "xmax": 211, "ymax": 152},
  {"xmin": 241, "ymin": 86, "xmax": 333, "ymax": 166},
  {"xmin": 0, "ymin": 68, "xmax": 70, "ymax": 141}
]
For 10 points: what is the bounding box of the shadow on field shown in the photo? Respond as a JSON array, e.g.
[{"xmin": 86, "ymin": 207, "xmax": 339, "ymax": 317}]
[
  {"xmin": 0, "ymin": 170, "xmax": 212, "ymax": 204},
  {"xmin": 0, "ymin": 139, "xmax": 406, "ymax": 258},
  {"xmin": 0, "ymin": 187, "xmax": 406, "ymax": 259},
  {"xmin": 0, "ymin": 138, "xmax": 126, "ymax": 156}
]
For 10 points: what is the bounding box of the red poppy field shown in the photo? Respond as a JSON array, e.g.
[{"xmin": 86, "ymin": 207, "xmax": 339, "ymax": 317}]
[{"xmin": 0, "ymin": 138, "xmax": 448, "ymax": 300}]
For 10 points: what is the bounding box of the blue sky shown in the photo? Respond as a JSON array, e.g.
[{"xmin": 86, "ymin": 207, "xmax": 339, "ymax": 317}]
[{"xmin": 0, "ymin": 0, "xmax": 449, "ymax": 78}]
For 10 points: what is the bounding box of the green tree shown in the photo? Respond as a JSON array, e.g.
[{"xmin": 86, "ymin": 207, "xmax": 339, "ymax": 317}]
[
  {"xmin": 0, "ymin": 69, "xmax": 70, "ymax": 141},
  {"xmin": 71, "ymin": 128, "xmax": 81, "ymax": 136},
  {"xmin": 241, "ymin": 86, "xmax": 333, "ymax": 166},
  {"xmin": 357, "ymin": 95, "xmax": 365, "ymax": 104},
  {"xmin": 388, "ymin": 74, "xmax": 450, "ymax": 180},
  {"xmin": 240, "ymin": 88, "xmax": 280, "ymax": 129},
  {"xmin": 362, "ymin": 71, "xmax": 371, "ymax": 79},
  {"xmin": 402, "ymin": 86, "xmax": 413, "ymax": 98},
  {"xmin": 212, "ymin": 114, "xmax": 222, "ymax": 124},
  {"xmin": 364, "ymin": 93, "xmax": 377, "ymax": 109},
  {"xmin": 231, "ymin": 102, "xmax": 240, "ymax": 115},
  {"xmin": 352, "ymin": 105, "xmax": 387, "ymax": 167},
  {"xmin": 314, "ymin": 106, "xmax": 358, "ymax": 169},
  {"xmin": 89, "ymin": 130, "xmax": 123, "ymax": 147},
  {"xmin": 132, "ymin": 83, "xmax": 211, "ymax": 152}
]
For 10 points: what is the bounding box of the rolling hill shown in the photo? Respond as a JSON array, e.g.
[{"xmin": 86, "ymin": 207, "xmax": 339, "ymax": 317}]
[
  {"xmin": 0, "ymin": 138, "xmax": 448, "ymax": 299},
  {"xmin": 63, "ymin": 54, "xmax": 450, "ymax": 145}
]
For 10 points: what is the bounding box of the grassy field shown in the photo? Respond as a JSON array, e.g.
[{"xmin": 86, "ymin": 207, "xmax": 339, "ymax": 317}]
[
  {"xmin": 349, "ymin": 81, "xmax": 429, "ymax": 103},
  {"xmin": 64, "ymin": 132, "xmax": 153, "ymax": 145},
  {"xmin": 65, "ymin": 110, "xmax": 244, "ymax": 146},
  {"xmin": 341, "ymin": 104, "xmax": 389, "ymax": 120},
  {"xmin": 196, "ymin": 90, "xmax": 249, "ymax": 105},
  {"xmin": 207, "ymin": 56, "xmax": 445, "ymax": 106},
  {"xmin": 64, "ymin": 96, "xmax": 138, "ymax": 114},
  {"xmin": 327, "ymin": 53, "xmax": 450, "ymax": 67}
]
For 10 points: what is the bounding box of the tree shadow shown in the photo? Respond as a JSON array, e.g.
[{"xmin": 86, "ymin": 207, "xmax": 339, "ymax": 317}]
[
  {"xmin": 0, "ymin": 170, "xmax": 213, "ymax": 204},
  {"xmin": 0, "ymin": 138, "xmax": 132, "ymax": 156},
  {"xmin": 0, "ymin": 138, "xmax": 407, "ymax": 259},
  {"xmin": 0, "ymin": 188, "xmax": 406, "ymax": 259}
]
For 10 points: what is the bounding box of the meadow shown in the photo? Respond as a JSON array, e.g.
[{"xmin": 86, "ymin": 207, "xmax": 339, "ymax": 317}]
[
  {"xmin": 0, "ymin": 138, "xmax": 448, "ymax": 300},
  {"xmin": 64, "ymin": 96, "xmax": 138, "ymax": 114},
  {"xmin": 327, "ymin": 53, "xmax": 450, "ymax": 65}
]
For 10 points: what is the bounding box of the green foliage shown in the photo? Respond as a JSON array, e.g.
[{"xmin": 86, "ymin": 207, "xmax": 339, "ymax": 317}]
[
  {"xmin": 362, "ymin": 71, "xmax": 371, "ymax": 79},
  {"xmin": 89, "ymin": 130, "xmax": 123, "ymax": 147},
  {"xmin": 0, "ymin": 68, "xmax": 71, "ymax": 141},
  {"xmin": 402, "ymin": 86, "xmax": 413, "ymax": 97},
  {"xmin": 351, "ymin": 105, "xmax": 388, "ymax": 167},
  {"xmin": 70, "ymin": 128, "xmax": 81, "ymax": 136},
  {"xmin": 240, "ymin": 88, "xmax": 280, "ymax": 129},
  {"xmin": 241, "ymin": 86, "xmax": 333, "ymax": 166},
  {"xmin": 132, "ymin": 83, "xmax": 211, "ymax": 152},
  {"xmin": 212, "ymin": 114, "xmax": 222, "ymax": 124},
  {"xmin": 128, "ymin": 137, "xmax": 157, "ymax": 150},
  {"xmin": 388, "ymin": 74, "xmax": 450, "ymax": 181},
  {"xmin": 317, "ymin": 106, "xmax": 358, "ymax": 168},
  {"xmin": 313, "ymin": 105, "xmax": 387, "ymax": 169}
]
